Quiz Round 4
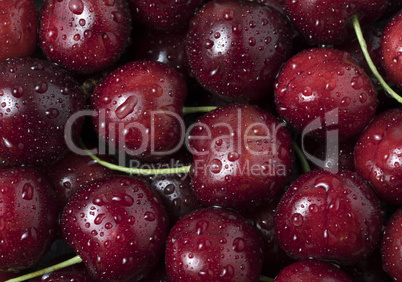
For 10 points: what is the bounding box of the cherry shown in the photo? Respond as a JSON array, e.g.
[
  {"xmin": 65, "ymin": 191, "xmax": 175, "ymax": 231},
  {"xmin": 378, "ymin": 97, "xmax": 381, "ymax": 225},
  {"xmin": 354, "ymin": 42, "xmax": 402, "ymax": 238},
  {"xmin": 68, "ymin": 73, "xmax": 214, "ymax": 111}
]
[
  {"xmin": 274, "ymin": 260, "xmax": 353, "ymax": 282},
  {"xmin": 275, "ymin": 47, "xmax": 378, "ymax": 141},
  {"xmin": 128, "ymin": 0, "xmax": 204, "ymax": 31},
  {"xmin": 165, "ymin": 207, "xmax": 263, "ymax": 281},
  {"xmin": 39, "ymin": 0, "xmax": 132, "ymax": 74},
  {"xmin": 274, "ymin": 169, "xmax": 383, "ymax": 265},
  {"xmin": 354, "ymin": 108, "xmax": 402, "ymax": 205},
  {"xmin": 188, "ymin": 103, "xmax": 293, "ymax": 210},
  {"xmin": 0, "ymin": 166, "xmax": 58, "ymax": 271},
  {"xmin": 0, "ymin": 0, "xmax": 38, "ymax": 63},
  {"xmin": 0, "ymin": 57, "xmax": 86, "ymax": 168},
  {"xmin": 131, "ymin": 28, "xmax": 191, "ymax": 80},
  {"xmin": 91, "ymin": 60, "xmax": 187, "ymax": 161},
  {"xmin": 43, "ymin": 149, "xmax": 119, "ymax": 209},
  {"xmin": 283, "ymin": 0, "xmax": 387, "ymax": 45},
  {"xmin": 138, "ymin": 150, "xmax": 203, "ymax": 224},
  {"xmin": 60, "ymin": 175, "xmax": 169, "ymax": 281},
  {"xmin": 380, "ymin": 10, "xmax": 402, "ymax": 90},
  {"xmin": 186, "ymin": 0, "xmax": 293, "ymax": 103},
  {"xmin": 381, "ymin": 208, "xmax": 402, "ymax": 281}
]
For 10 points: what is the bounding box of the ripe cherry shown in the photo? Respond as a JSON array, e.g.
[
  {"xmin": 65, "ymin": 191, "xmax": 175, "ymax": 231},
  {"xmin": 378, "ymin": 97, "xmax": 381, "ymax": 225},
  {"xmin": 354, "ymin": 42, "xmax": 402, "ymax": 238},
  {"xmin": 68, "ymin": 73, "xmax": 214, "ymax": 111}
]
[
  {"xmin": 188, "ymin": 104, "xmax": 293, "ymax": 210},
  {"xmin": 275, "ymin": 48, "xmax": 378, "ymax": 141},
  {"xmin": 39, "ymin": 0, "xmax": 132, "ymax": 74},
  {"xmin": 0, "ymin": 57, "xmax": 86, "ymax": 167},
  {"xmin": 60, "ymin": 175, "xmax": 169, "ymax": 281},
  {"xmin": 165, "ymin": 207, "xmax": 263, "ymax": 281},
  {"xmin": 354, "ymin": 108, "xmax": 402, "ymax": 205},
  {"xmin": 274, "ymin": 169, "xmax": 383, "ymax": 265},
  {"xmin": 186, "ymin": 0, "xmax": 293, "ymax": 103},
  {"xmin": 0, "ymin": 167, "xmax": 58, "ymax": 271}
]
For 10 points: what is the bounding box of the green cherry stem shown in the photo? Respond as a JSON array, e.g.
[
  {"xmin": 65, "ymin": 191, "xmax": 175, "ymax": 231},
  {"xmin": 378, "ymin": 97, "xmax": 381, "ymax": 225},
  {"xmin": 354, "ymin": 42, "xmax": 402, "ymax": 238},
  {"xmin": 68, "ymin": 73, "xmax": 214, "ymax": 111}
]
[
  {"xmin": 351, "ymin": 14, "xmax": 402, "ymax": 104},
  {"xmin": 6, "ymin": 256, "xmax": 83, "ymax": 282},
  {"xmin": 259, "ymin": 275, "xmax": 274, "ymax": 282},
  {"xmin": 81, "ymin": 141, "xmax": 191, "ymax": 175},
  {"xmin": 182, "ymin": 106, "xmax": 218, "ymax": 115},
  {"xmin": 293, "ymin": 141, "xmax": 311, "ymax": 173}
]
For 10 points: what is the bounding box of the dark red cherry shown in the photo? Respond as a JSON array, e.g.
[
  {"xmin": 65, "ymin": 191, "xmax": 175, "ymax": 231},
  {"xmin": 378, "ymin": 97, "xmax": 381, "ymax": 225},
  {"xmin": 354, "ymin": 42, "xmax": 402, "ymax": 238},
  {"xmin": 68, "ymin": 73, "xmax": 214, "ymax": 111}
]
[
  {"xmin": 274, "ymin": 260, "xmax": 353, "ymax": 282},
  {"xmin": 129, "ymin": 0, "xmax": 204, "ymax": 31},
  {"xmin": 131, "ymin": 28, "xmax": 191, "ymax": 79},
  {"xmin": 274, "ymin": 169, "xmax": 383, "ymax": 265},
  {"xmin": 0, "ymin": 0, "xmax": 38, "ymax": 63},
  {"xmin": 283, "ymin": 0, "xmax": 387, "ymax": 45},
  {"xmin": 188, "ymin": 104, "xmax": 293, "ymax": 210},
  {"xmin": 354, "ymin": 108, "xmax": 402, "ymax": 205},
  {"xmin": 60, "ymin": 176, "xmax": 169, "ymax": 281},
  {"xmin": 39, "ymin": 0, "xmax": 132, "ymax": 74},
  {"xmin": 138, "ymin": 150, "xmax": 203, "ymax": 224},
  {"xmin": 380, "ymin": 10, "xmax": 402, "ymax": 89},
  {"xmin": 44, "ymin": 149, "xmax": 119, "ymax": 209},
  {"xmin": 275, "ymin": 48, "xmax": 378, "ymax": 141},
  {"xmin": 165, "ymin": 207, "xmax": 263, "ymax": 281},
  {"xmin": 0, "ymin": 167, "xmax": 58, "ymax": 271},
  {"xmin": 0, "ymin": 57, "xmax": 86, "ymax": 167},
  {"xmin": 186, "ymin": 0, "xmax": 293, "ymax": 103},
  {"xmin": 381, "ymin": 208, "xmax": 402, "ymax": 281},
  {"xmin": 91, "ymin": 61, "xmax": 187, "ymax": 161}
]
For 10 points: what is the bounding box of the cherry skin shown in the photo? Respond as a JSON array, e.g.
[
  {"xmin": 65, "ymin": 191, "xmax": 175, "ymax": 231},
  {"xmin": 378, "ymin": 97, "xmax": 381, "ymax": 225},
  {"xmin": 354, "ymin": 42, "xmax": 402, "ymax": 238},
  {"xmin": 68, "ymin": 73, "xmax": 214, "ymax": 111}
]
[
  {"xmin": 274, "ymin": 169, "xmax": 383, "ymax": 265},
  {"xmin": 274, "ymin": 260, "xmax": 353, "ymax": 282},
  {"xmin": 165, "ymin": 207, "xmax": 263, "ymax": 281},
  {"xmin": 275, "ymin": 48, "xmax": 378, "ymax": 141},
  {"xmin": 91, "ymin": 60, "xmax": 187, "ymax": 161},
  {"xmin": 186, "ymin": 0, "xmax": 293, "ymax": 103},
  {"xmin": 354, "ymin": 108, "xmax": 402, "ymax": 205},
  {"xmin": 128, "ymin": 0, "xmax": 204, "ymax": 31},
  {"xmin": 381, "ymin": 208, "xmax": 402, "ymax": 281},
  {"xmin": 0, "ymin": 167, "xmax": 58, "ymax": 271},
  {"xmin": 60, "ymin": 175, "xmax": 169, "ymax": 281},
  {"xmin": 39, "ymin": 0, "xmax": 132, "ymax": 74},
  {"xmin": 0, "ymin": 0, "xmax": 38, "ymax": 63},
  {"xmin": 283, "ymin": 0, "xmax": 387, "ymax": 45},
  {"xmin": 380, "ymin": 10, "xmax": 402, "ymax": 90},
  {"xmin": 188, "ymin": 104, "xmax": 293, "ymax": 210},
  {"xmin": 0, "ymin": 57, "xmax": 86, "ymax": 168}
]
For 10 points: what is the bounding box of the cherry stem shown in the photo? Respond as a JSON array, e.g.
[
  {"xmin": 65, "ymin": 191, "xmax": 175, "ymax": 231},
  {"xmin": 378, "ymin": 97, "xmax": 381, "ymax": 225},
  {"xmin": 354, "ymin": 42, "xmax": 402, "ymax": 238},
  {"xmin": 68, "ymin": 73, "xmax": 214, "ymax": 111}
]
[
  {"xmin": 259, "ymin": 275, "xmax": 274, "ymax": 282},
  {"xmin": 351, "ymin": 14, "xmax": 402, "ymax": 104},
  {"xmin": 5, "ymin": 256, "xmax": 83, "ymax": 282},
  {"xmin": 182, "ymin": 106, "xmax": 218, "ymax": 115},
  {"xmin": 81, "ymin": 141, "xmax": 191, "ymax": 175},
  {"xmin": 293, "ymin": 141, "xmax": 311, "ymax": 173}
]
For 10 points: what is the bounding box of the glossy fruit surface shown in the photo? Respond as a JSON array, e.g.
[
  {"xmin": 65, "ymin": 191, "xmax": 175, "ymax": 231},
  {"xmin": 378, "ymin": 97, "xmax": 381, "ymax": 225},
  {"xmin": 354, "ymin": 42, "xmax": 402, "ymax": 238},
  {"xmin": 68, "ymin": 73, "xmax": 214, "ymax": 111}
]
[
  {"xmin": 0, "ymin": 167, "xmax": 58, "ymax": 271},
  {"xmin": 274, "ymin": 260, "xmax": 353, "ymax": 282},
  {"xmin": 283, "ymin": 0, "xmax": 387, "ymax": 45},
  {"xmin": 39, "ymin": 0, "xmax": 132, "ymax": 74},
  {"xmin": 186, "ymin": 0, "xmax": 292, "ymax": 103},
  {"xmin": 188, "ymin": 104, "xmax": 293, "ymax": 209},
  {"xmin": 381, "ymin": 208, "xmax": 402, "ymax": 281},
  {"xmin": 0, "ymin": 57, "xmax": 86, "ymax": 167},
  {"xmin": 354, "ymin": 108, "xmax": 402, "ymax": 205},
  {"xmin": 129, "ymin": 0, "xmax": 203, "ymax": 31},
  {"xmin": 381, "ymin": 10, "xmax": 402, "ymax": 89},
  {"xmin": 0, "ymin": 0, "xmax": 38, "ymax": 63},
  {"xmin": 165, "ymin": 207, "xmax": 263, "ymax": 281},
  {"xmin": 275, "ymin": 48, "xmax": 378, "ymax": 140},
  {"xmin": 91, "ymin": 60, "xmax": 187, "ymax": 161},
  {"xmin": 61, "ymin": 176, "xmax": 169, "ymax": 281},
  {"xmin": 274, "ymin": 169, "xmax": 383, "ymax": 265}
]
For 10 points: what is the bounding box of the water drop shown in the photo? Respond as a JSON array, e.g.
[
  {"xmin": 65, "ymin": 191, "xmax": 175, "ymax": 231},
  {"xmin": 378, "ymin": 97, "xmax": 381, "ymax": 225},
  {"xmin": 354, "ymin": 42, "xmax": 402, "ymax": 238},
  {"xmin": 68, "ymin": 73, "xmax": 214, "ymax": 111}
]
[
  {"xmin": 227, "ymin": 152, "xmax": 240, "ymax": 162},
  {"xmin": 22, "ymin": 183, "xmax": 34, "ymax": 200},
  {"xmin": 69, "ymin": 0, "xmax": 84, "ymax": 15},
  {"xmin": 34, "ymin": 81, "xmax": 48, "ymax": 94},
  {"xmin": 115, "ymin": 95, "xmax": 138, "ymax": 119},
  {"xmin": 45, "ymin": 108, "xmax": 60, "ymax": 119},
  {"xmin": 94, "ymin": 213, "xmax": 106, "ymax": 225},
  {"xmin": 291, "ymin": 213, "xmax": 303, "ymax": 226},
  {"xmin": 232, "ymin": 237, "xmax": 245, "ymax": 252},
  {"xmin": 209, "ymin": 159, "xmax": 222, "ymax": 174},
  {"xmin": 223, "ymin": 9, "xmax": 234, "ymax": 21},
  {"xmin": 144, "ymin": 211, "xmax": 155, "ymax": 221}
]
